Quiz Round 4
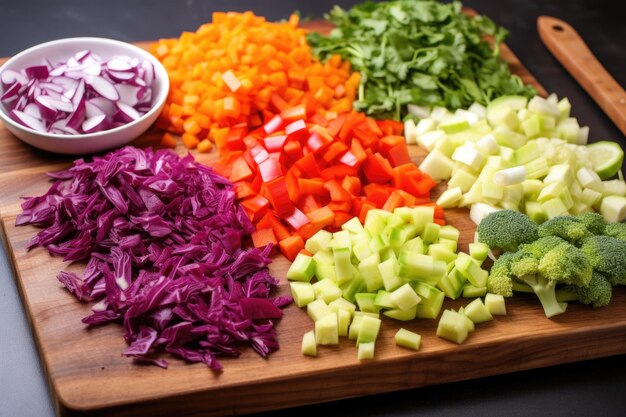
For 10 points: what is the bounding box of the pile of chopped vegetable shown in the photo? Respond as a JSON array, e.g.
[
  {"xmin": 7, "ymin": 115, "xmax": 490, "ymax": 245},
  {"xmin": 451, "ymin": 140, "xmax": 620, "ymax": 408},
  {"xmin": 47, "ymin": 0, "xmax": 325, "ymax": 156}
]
[
  {"xmin": 214, "ymin": 109, "xmax": 441, "ymax": 260},
  {"xmin": 16, "ymin": 146, "xmax": 291, "ymax": 370},
  {"xmin": 152, "ymin": 11, "xmax": 360, "ymax": 151},
  {"xmin": 307, "ymin": 0, "xmax": 536, "ymax": 119},
  {"xmin": 479, "ymin": 210, "xmax": 626, "ymax": 318},
  {"xmin": 405, "ymin": 94, "xmax": 626, "ymax": 224}
]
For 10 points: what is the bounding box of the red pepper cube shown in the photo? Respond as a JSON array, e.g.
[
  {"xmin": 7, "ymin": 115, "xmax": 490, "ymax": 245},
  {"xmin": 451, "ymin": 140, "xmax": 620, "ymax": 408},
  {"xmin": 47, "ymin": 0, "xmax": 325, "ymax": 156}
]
[
  {"xmin": 230, "ymin": 156, "xmax": 254, "ymax": 183},
  {"xmin": 240, "ymin": 194, "xmax": 270, "ymax": 222},
  {"xmin": 264, "ymin": 134, "xmax": 287, "ymax": 153},
  {"xmin": 363, "ymin": 153, "xmax": 394, "ymax": 183},
  {"xmin": 263, "ymin": 114, "xmax": 284, "ymax": 135},
  {"xmin": 258, "ymin": 158, "xmax": 283, "ymax": 182},
  {"xmin": 306, "ymin": 131, "xmax": 331, "ymax": 153},
  {"xmin": 339, "ymin": 150, "xmax": 359, "ymax": 167},
  {"xmin": 251, "ymin": 144, "xmax": 269, "ymax": 165},
  {"xmin": 265, "ymin": 177, "xmax": 295, "ymax": 216},
  {"xmin": 283, "ymin": 139, "xmax": 304, "ymax": 161},
  {"xmin": 285, "ymin": 119, "xmax": 308, "ymax": 141},
  {"xmin": 284, "ymin": 207, "xmax": 310, "ymax": 230}
]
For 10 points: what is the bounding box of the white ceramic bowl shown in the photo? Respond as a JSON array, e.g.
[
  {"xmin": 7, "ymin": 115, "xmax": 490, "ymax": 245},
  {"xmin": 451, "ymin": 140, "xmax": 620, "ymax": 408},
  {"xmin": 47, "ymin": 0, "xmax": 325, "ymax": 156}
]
[{"xmin": 0, "ymin": 37, "xmax": 169, "ymax": 155}]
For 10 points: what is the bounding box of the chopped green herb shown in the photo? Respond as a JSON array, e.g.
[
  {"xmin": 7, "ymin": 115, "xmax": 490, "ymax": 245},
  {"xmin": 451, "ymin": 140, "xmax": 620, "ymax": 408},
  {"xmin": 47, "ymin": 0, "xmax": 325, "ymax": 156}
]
[{"xmin": 307, "ymin": 0, "xmax": 536, "ymax": 119}]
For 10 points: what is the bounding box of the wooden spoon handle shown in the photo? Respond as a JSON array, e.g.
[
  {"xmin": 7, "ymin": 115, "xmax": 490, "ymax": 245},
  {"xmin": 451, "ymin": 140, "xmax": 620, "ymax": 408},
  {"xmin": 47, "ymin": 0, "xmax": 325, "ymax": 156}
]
[{"xmin": 538, "ymin": 16, "xmax": 626, "ymax": 136}]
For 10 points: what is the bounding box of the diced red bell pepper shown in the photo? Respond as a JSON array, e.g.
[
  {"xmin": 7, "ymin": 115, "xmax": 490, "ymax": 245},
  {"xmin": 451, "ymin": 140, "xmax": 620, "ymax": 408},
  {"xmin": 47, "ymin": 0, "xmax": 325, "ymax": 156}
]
[
  {"xmin": 363, "ymin": 153, "xmax": 394, "ymax": 183},
  {"xmin": 230, "ymin": 156, "xmax": 254, "ymax": 182},
  {"xmin": 285, "ymin": 119, "xmax": 308, "ymax": 141},
  {"xmin": 325, "ymin": 179, "xmax": 352, "ymax": 202},
  {"xmin": 263, "ymin": 114, "xmax": 284, "ymax": 135},
  {"xmin": 284, "ymin": 207, "xmax": 310, "ymax": 230},
  {"xmin": 258, "ymin": 157, "xmax": 283, "ymax": 182},
  {"xmin": 264, "ymin": 134, "xmax": 287, "ymax": 153},
  {"xmin": 251, "ymin": 228, "xmax": 277, "ymax": 248},
  {"xmin": 265, "ymin": 177, "xmax": 295, "ymax": 216}
]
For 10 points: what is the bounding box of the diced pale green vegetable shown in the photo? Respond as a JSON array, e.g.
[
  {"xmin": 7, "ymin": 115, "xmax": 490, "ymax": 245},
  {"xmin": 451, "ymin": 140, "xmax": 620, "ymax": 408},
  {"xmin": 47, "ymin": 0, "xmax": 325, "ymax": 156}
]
[
  {"xmin": 301, "ymin": 331, "xmax": 317, "ymax": 356},
  {"xmin": 290, "ymin": 282, "xmax": 315, "ymax": 307},
  {"xmin": 395, "ymin": 328, "xmax": 422, "ymax": 351},
  {"xmin": 357, "ymin": 342, "xmax": 375, "ymax": 360}
]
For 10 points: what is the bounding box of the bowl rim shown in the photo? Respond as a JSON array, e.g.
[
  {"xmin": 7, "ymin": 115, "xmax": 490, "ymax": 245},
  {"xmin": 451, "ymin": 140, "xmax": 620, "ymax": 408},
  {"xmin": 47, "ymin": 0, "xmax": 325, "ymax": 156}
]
[{"xmin": 0, "ymin": 36, "xmax": 169, "ymax": 141}]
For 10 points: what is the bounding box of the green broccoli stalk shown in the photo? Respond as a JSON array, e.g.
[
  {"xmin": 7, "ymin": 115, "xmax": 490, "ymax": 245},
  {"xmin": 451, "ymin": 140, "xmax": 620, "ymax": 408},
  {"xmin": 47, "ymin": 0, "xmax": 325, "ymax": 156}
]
[
  {"xmin": 538, "ymin": 215, "xmax": 591, "ymax": 245},
  {"xmin": 477, "ymin": 210, "xmax": 539, "ymax": 253},
  {"xmin": 580, "ymin": 235, "xmax": 626, "ymax": 286}
]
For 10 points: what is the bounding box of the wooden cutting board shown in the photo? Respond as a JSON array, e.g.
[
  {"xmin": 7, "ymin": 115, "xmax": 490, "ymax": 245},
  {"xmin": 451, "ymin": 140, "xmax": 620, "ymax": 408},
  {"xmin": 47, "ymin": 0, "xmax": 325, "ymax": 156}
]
[{"xmin": 1, "ymin": 20, "xmax": 624, "ymax": 417}]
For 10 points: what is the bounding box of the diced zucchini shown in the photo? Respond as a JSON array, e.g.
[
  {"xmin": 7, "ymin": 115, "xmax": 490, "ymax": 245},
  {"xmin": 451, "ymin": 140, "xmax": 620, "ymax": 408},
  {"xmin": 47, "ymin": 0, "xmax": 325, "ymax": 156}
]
[
  {"xmin": 315, "ymin": 312, "xmax": 339, "ymax": 345},
  {"xmin": 395, "ymin": 328, "xmax": 422, "ymax": 351},
  {"xmin": 484, "ymin": 293, "xmax": 507, "ymax": 315},
  {"xmin": 290, "ymin": 282, "xmax": 315, "ymax": 307},
  {"xmin": 464, "ymin": 298, "xmax": 493, "ymax": 323},
  {"xmin": 286, "ymin": 253, "xmax": 316, "ymax": 282},
  {"xmin": 301, "ymin": 330, "xmax": 317, "ymax": 356},
  {"xmin": 357, "ymin": 341, "xmax": 375, "ymax": 360}
]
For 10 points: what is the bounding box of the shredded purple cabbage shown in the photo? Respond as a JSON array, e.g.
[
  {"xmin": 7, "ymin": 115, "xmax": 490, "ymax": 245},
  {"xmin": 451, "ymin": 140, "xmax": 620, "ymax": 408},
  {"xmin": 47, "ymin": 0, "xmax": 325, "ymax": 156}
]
[{"xmin": 17, "ymin": 146, "xmax": 291, "ymax": 371}]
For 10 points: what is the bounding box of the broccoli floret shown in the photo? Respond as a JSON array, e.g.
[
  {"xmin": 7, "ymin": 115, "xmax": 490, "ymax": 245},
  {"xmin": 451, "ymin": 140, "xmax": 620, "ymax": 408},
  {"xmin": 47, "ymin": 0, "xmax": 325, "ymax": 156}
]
[
  {"xmin": 577, "ymin": 212, "xmax": 606, "ymax": 236},
  {"xmin": 556, "ymin": 271, "xmax": 612, "ymax": 308},
  {"xmin": 580, "ymin": 235, "xmax": 626, "ymax": 286},
  {"xmin": 538, "ymin": 243, "xmax": 592, "ymax": 287},
  {"xmin": 487, "ymin": 251, "xmax": 515, "ymax": 297},
  {"xmin": 506, "ymin": 239, "xmax": 591, "ymax": 318},
  {"xmin": 604, "ymin": 222, "xmax": 626, "ymax": 241},
  {"xmin": 518, "ymin": 236, "xmax": 566, "ymax": 258},
  {"xmin": 538, "ymin": 215, "xmax": 591, "ymax": 244},
  {"xmin": 577, "ymin": 272, "xmax": 612, "ymax": 307},
  {"xmin": 477, "ymin": 210, "xmax": 539, "ymax": 252}
]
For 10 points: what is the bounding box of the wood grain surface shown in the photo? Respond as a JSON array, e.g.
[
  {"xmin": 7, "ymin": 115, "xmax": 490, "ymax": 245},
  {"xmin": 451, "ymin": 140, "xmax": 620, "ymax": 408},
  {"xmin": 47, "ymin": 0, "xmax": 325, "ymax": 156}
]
[
  {"xmin": 1, "ymin": 19, "xmax": 623, "ymax": 417},
  {"xmin": 537, "ymin": 16, "xmax": 626, "ymax": 136}
]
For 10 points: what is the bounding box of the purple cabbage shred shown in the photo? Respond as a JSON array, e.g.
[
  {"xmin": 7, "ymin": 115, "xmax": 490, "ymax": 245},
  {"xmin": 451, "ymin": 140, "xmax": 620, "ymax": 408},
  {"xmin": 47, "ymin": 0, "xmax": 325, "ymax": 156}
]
[{"xmin": 17, "ymin": 146, "xmax": 291, "ymax": 371}]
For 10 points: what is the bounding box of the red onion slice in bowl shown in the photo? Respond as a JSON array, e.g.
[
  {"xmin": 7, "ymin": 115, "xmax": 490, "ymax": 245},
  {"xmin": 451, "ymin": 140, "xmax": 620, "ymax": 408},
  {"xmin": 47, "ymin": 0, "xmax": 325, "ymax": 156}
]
[
  {"xmin": 24, "ymin": 65, "xmax": 50, "ymax": 79},
  {"xmin": 2, "ymin": 69, "xmax": 28, "ymax": 86},
  {"xmin": 85, "ymin": 100, "xmax": 105, "ymax": 118},
  {"xmin": 114, "ymin": 102, "xmax": 140, "ymax": 123},
  {"xmin": 88, "ymin": 97, "xmax": 116, "ymax": 115},
  {"xmin": 1, "ymin": 82, "xmax": 22, "ymax": 102},
  {"xmin": 82, "ymin": 114, "xmax": 108, "ymax": 133},
  {"xmin": 10, "ymin": 109, "xmax": 46, "ymax": 131},
  {"xmin": 85, "ymin": 76, "xmax": 120, "ymax": 101}
]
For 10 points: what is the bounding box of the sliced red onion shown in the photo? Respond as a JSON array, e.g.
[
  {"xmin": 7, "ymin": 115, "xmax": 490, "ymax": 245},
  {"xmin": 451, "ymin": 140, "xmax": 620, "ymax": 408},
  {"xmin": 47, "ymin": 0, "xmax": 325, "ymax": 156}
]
[
  {"xmin": 107, "ymin": 70, "xmax": 135, "ymax": 82},
  {"xmin": 1, "ymin": 49, "xmax": 155, "ymax": 134},
  {"xmin": 85, "ymin": 100, "xmax": 105, "ymax": 118},
  {"xmin": 114, "ymin": 102, "xmax": 140, "ymax": 123},
  {"xmin": 1, "ymin": 82, "xmax": 22, "ymax": 102},
  {"xmin": 11, "ymin": 109, "xmax": 46, "ymax": 131},
  {"xmin": 2, "ymin": 69, "xmax": 28, "ymax": 86},
  {"xmin": 51, "ymin": 118, "xmax": 80, "ymax": 135},
  {"xmin": 49, "ymin": 65, "xmax": 67, "ymax": 77},
  {"xmin": 85, "ymin": 76, "xmax": 119, "ymax": 101},
  {"xmin": 74, "ymin": 50, "xmax": 91, "ymax": 62},
  {"xmin": 51, "ymin": 76, "xmax": 77, "ymax": 89},
  {"xmin": 23, "ymin": 102, "xmax": 42, "ymax": 119},
  {"xmin": 115, "ymin": 84, "xmax": 142, "ymax": 106},
  {"xmin": 107, "ymin": 59, "xmax": 133, "ymax": 72},
  {"xmin": 88, "ymin": 97, "xmax": 116, "ymax": 115},
  {"xmin": 15, "ymin": 95, "xmax": 28, "ymax": 111},
  {"xmin": 66, "ymin": 98, "xmax": 86, "ymax": 130},
  {"xmin": 82, "ymin": 64, "xmax": 102, "ymax": 76},
  {"xmin": 39, "ymin": 82, "xmax": 65, "ymax": 94},
  {"xmin": 25, "ymin": 66, "xmax": 49, "ymax": 79},
  {"xmin": 82, "ymin": 114, "xmax": 108, "ymax": 133}
]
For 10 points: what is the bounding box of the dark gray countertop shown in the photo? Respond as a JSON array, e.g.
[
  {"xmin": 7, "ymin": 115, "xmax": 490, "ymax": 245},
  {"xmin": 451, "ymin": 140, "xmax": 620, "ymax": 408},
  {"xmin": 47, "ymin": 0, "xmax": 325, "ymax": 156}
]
[{"xmin": 1, "ymin": 1, "xmax": 625, "ymax": 416}]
